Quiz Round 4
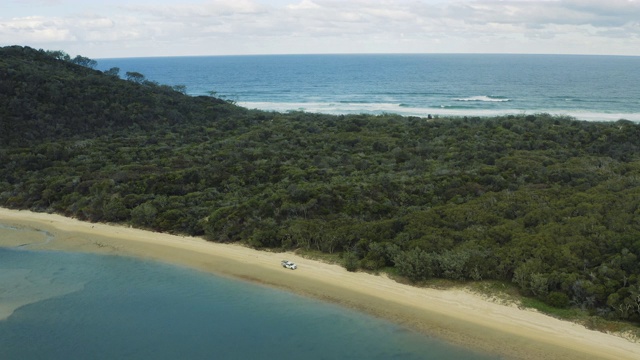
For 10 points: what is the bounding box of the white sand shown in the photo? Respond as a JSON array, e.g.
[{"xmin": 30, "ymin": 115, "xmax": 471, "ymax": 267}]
[{"xmin": 1, "ymin": 208, "xmax": 638, "ymax": 360}]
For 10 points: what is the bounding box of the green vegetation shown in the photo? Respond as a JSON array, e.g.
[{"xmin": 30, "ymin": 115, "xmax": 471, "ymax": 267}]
[{"xmin": 2, "ymin": 45, "xmax": 640, "ymax": 326}]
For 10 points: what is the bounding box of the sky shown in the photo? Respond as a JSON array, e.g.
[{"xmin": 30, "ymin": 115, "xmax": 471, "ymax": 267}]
[{"xmin": 1, "ymin": 0, "xmax": 639, "ymax": 58}]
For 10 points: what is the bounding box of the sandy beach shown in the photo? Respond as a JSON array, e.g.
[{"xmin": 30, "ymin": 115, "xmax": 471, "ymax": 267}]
[{"xmin": 1, "ymin": 207, "xmax": 638, "ymax": 360}]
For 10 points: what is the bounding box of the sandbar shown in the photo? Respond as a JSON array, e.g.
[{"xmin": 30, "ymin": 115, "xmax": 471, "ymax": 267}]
[{"xmin": 1, "ymin": 207, "xmax": 638, "ymax": 360}]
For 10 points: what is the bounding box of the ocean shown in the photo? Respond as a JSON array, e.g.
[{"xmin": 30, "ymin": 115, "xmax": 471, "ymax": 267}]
[
  {"xmin": 0, "ymin": 245, "xmax": 497, "ymax": 360},
  {"xmin": 96, "ymin": 53, "xmax": 640, "ymax": 122}
]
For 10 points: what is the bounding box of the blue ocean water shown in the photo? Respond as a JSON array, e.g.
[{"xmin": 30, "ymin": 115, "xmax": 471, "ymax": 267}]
[
  {"xmin": 96, "ymin": 54, "xmax": 640, "ymax": 122},
  {"xmin": 0, "ymin": 246, "xmax": 498, "ymax": 360}
]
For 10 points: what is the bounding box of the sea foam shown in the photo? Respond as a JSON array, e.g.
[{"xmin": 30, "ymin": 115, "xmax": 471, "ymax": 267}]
[{"xmin": 454, "ymin": 96, "xmax": 510, "ymax": 102}]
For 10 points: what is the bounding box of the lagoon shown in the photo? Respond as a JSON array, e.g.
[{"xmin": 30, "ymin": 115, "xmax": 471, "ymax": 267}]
[{"xmin": 0, "ymin": 247, "xmax": 497, "ymax": 360}]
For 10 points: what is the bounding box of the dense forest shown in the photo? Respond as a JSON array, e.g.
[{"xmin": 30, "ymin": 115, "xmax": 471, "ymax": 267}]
[{"xmin": 2, "ymin": 45, "xmax": 640, "ymax": 322}]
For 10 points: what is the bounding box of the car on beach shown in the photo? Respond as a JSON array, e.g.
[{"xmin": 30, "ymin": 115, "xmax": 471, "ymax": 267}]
[{"xmin": 281, "ymin": 260, "xmax": 297, "ymax": 270}]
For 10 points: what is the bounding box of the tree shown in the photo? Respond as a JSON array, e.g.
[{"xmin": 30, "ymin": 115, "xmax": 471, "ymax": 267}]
[
  {"xmin": 393, "ymin": 249, "xmax": 434, "ymax": 282},
  {"xmin": 343, "ymin": 251, "xmax": 359, "ymax": 272},
  {"xmin": 103, "ymin": 196, "xmax": 129, "ymax": 222},
  {"xmin": 104, "ymin": 67, "xmax": 120, "ymax": 77},
  {"xmin": 131, "ymin": 202, "xmax": 158, "ymax": 228},
  {"xmin": 71, "ymin": 55, "xmax": 97, "ymax": 69},
  {"xmin": 546, "ymin": 291, "xmax": 570, "ymax": 308},
  {"xmin": 172, "ymin": 85, "xmax": 187, "ymax": 94},
  {"xmin": 45, "ymin": 50, "xmax": 70, "ymax": 61},
  {"xmin": 126, "ymin": 71, "xmax": 146, "ymax": 83}
]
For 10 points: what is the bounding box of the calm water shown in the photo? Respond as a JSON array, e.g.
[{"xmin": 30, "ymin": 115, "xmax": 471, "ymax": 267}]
[
  {"xmin": 96, "ymin": 54, "xmax": 640, "ymax": 121},
  {"xmin": 0, "ymin": 246, "xmax": 498, "ymax": 360}
]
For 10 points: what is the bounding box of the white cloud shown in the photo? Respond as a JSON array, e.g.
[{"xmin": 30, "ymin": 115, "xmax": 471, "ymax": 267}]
[
  {"xmin": 0, "ymin": 16, "xmax": 74, "ymax": 42},
  {"xmin": 0, "ymin": 0, "xmax": 639, "ymax": 57},
  {"xmin": 287, "ymin": 0, "xmax": 321, "ymax": 10}
]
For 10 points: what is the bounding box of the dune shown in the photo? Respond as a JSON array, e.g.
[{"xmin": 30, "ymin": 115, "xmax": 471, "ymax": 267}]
[{"xmin": 1, "ymin": 207, "xmax": 638, "ymax": 360}]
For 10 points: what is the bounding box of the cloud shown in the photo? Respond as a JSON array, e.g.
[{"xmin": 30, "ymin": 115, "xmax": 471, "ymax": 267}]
[
  {"xmin": 287, "ymin": 0, "xmax": 321, "ymax": 10},
  {"xmin": 1, "ymin": 0, "xmax": 639, "ymax": 57},
  {"xmin": 0, "ymin": 16, "xmax": 74, "ymax": 42},
  {"xmin": 443, "ymin": 0, "xmax": 640, "ymax": 28},
  {"xmin": 126, "ymin": 0, "xmax": 267, "ymax": 19}
]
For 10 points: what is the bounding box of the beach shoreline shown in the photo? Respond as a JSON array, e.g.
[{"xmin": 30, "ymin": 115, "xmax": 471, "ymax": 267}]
[{"xmin": 1, "ymin": 207, "xmax": 638, "ymax": 360}]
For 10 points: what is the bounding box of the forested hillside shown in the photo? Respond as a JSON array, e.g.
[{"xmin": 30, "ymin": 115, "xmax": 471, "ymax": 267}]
[
  {"xmin": 2, "ymin": 45, "xmax": 640, "ymax": 322},
  {"xmin": 0, "ymin": 46, "xmax": 236, "ymax": 145}
]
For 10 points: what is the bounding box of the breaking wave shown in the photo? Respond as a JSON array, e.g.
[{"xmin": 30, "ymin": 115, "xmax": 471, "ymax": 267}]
[
  {"xmin": 454, "ymin": 96, "xmax": 510, "ymax": 102},
  {"xmin": 237, "ymin": 101, "xmax": 640, "ymax": 122}
]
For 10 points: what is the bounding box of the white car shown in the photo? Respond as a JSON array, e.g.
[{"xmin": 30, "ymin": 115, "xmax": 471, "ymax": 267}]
[{"xmin": 281, "ymin": 260, "xmax": 297, "ymax": 270}]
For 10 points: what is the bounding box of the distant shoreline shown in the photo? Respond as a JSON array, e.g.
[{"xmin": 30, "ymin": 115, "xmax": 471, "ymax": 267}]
[
  {"xmin": 1, "ymin": 208, "xmax": 638, "ymax": 360},
  {"xmin": 95, "ymin": 53, "xmax": 640, "ymax": 122},
  {"xmin": 234, "ymin": 101, "xmax": 640, "ymax": 123}
]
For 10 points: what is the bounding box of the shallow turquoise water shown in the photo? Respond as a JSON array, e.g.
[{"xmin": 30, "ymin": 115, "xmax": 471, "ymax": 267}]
[{"xmin": 0, "ymin": 247, "xmax": 499, "ymax": 360}]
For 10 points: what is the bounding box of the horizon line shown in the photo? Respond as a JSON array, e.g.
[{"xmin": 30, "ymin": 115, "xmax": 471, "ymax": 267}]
[{"xmin": 94, "ymin": 51, "xmax": 640, "ymax": 60}]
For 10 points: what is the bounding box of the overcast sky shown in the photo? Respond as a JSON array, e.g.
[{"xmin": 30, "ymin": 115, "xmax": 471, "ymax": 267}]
[{"xmin": 2, "ymin": 0, "xmax": 639, "ymax": 58}]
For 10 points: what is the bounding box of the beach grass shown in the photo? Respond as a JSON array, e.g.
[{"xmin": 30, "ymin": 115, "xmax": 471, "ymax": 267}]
[{"xmin": 467, "ymin": 280, "xmax": 640, "ymax": 340}]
